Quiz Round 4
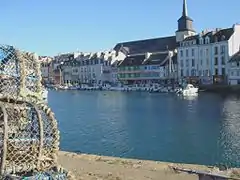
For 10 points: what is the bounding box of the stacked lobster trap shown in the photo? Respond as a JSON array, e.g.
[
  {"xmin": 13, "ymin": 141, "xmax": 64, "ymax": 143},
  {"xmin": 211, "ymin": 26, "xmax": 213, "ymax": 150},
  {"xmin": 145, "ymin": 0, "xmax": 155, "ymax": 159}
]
[{"xmin": 0, "ymin": 44, "xmax": 73, "ymax": 179}]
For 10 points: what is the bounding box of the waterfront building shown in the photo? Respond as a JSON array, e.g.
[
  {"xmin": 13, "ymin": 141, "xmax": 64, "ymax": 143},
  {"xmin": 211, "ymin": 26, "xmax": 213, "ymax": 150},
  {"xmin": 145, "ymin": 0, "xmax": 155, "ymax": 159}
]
[
  {"xmin": 53, "ymin": 68, "xmax": 62, "ymax": 85},
  {"xmin": 117, "ymin": 51, "xmax": 177, "ymax": 84},
  {"xmin": 113, "ymin": 0, "xmax": 194, "ymax": 85},
  {"xmin": 61, "ymin": 51, "xmax": 119, "ymax": 85},
  {"xmin": 176, "ymin": 0, "xmax": 240, "ymax": 84},
  {"xmin": 228, "ymin": 50, "xmax": 240, "ymax": 85},
  {"xmin": 110, "ymin": 60, "xmax": 121, "ymax": 85},
  {"xmin": 39, "ymin": 56, "xmax": 54, "ymax": 83},
  {"xmin": 178, "ymin": 25, "xmax": 240, "ymax": 85},
  {"xmin": 113, "ymin": 0, "xmax": 240, "ymax": 86},
  {"xmin": 113, "ymin": 36, "xmax": 178, "ymax": 85}
]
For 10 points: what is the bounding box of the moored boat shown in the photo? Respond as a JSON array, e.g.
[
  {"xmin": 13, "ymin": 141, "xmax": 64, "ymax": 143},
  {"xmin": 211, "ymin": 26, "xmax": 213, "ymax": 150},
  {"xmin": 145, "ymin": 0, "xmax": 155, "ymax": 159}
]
[{"xmin": 176, "ymin": 84, "xmax": 198, "ymax": 96}]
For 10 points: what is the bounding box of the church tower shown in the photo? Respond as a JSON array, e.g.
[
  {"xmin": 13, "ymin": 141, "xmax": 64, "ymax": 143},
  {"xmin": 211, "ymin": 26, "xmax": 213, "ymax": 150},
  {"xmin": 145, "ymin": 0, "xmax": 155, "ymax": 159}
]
[{"xmin": 176, "ymin": 0, "xmax": 196, "ymax": 42}]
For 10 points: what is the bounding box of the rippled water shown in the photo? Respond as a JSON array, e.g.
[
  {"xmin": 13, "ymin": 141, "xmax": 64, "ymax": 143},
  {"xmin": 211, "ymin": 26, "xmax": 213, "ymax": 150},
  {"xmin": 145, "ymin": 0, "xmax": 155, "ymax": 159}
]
[{"xmin": 48, "ymin": 90, "xmax": 240, "ymax": 167}]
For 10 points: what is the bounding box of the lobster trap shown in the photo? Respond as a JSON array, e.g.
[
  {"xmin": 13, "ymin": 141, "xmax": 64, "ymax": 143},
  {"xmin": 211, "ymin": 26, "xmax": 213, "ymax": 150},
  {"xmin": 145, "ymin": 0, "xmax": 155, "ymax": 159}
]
[
  {"xmin": 0, "ymin": 44, "xmax": 43, "ymax": 101},
  {"xmin": 0, "ymin": 98, "xmax": 60, "ymax": 177},
  {"xmin": 0, "ymin": 45, "xmax": 73, "ymax": 179}
]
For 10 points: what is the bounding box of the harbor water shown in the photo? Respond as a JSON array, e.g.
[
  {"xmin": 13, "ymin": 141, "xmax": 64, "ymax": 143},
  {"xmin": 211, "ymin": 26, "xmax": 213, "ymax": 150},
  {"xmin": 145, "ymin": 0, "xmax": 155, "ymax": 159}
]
[{"xmin": 48, "ymin": 90, "xmax": 240, "ymax": 167}]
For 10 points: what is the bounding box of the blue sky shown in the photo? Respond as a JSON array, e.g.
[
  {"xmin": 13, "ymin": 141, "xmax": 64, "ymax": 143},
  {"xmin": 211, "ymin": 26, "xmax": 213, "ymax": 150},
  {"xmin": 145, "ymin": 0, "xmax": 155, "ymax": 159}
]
[{"xmin": 0, "ymin": 0, "xmax": 239, "ymax": 56}]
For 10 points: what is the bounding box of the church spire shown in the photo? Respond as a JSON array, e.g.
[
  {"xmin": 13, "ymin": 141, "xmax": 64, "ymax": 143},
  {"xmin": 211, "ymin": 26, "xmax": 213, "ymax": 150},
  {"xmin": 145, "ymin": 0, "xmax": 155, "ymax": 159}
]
[{"xmin": 182, "ymin": 0, "xmax": 188, "ymax": 17}]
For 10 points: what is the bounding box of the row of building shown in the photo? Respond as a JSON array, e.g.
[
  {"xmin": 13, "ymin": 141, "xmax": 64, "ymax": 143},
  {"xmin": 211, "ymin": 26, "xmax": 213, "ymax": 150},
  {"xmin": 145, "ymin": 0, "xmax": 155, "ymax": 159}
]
[{"xmin": 40, "ymin": 0, "xmax": 240, "ymax": 86}]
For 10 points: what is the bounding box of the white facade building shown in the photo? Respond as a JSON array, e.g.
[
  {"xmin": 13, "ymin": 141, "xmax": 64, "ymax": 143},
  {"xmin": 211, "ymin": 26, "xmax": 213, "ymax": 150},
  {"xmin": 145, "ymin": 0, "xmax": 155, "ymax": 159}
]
[
  {"xmin": 174, "ymin": 0, "xmax": 240, "ymax": 85},
  {"xmin": 177, "ymin": 24, "xmax": 240, "ymax": 84},
  {"xmin": 39, "ymin": 56, "xmax": 54, "ymax": 82},
  {"xmin": 61, "ymin": 51, "xmax": 120, "ymax": 85}
]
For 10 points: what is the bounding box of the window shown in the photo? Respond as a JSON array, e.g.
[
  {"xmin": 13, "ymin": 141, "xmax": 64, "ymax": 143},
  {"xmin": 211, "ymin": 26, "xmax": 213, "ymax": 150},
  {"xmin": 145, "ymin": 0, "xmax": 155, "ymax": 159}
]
[
  {"xmin": 199, "ymin": 70, "xmax": 202, "ymax": 76},
  {"xmin": 199, "ymin": 38, "xmax": 203, "ymax": 45},
  {"xmin": 192, "ymin": 59, "xmax": 195, "ymax": 67},
  {"xmin": 180, "ymin": 69, "xmax": 184, "ymax": 77},
  {"xmin": 220, "ymin": 45, "xmax": 225, "ymax": 54},
  {"xmin": 221, "ymin": 35, "xmax": 225, "ymax": 41},
  {"xmin": 180, "ymin": 50, "xmax": 183, "ymax": 57},
  {"xmin": 237, "ymin": 71, "xmax": 240, "ymax": 76},
  {"xmin": 200, "ymin": 49, "xmax": 203, "ymax": 57},
  {"xmin": 222, "ymin": 68, "xmax": 225, "ymax": 75},
  {"xmin": 206, "ymin": 58, "xmax": 209, "ymax": 66},
  {"xmin": 237, "ymin": 62, "xmax": 240, "ymax": 67},
  {"xmin": 186, "ymin": 69, "xmax": 189, "ymax": 76},
  {"xmin": 180, "ymin": 60, "xmax": 184, "ymax": 67},
  {"xmin": 214, "ymin": 46, "xmax": 218, "ymax": 55},
  {"xmin": 206, "ymin": 70, "xmax": 210, "ymax": 76},
  {"xmin": 186, "ymin": 59, "xmax": 189, "ymax": 67},
  {"xmin": 191, "ymin": 69, "xmax": 195, "ymax": 76},
  {"xmin": 192, "ymin": 49, "xmax": 195, "ymax": 56},
  {"xmin": 215, "ymin": 57, "xmax": 218, "ymax": 65},
  {"xmin": 206, "ymin": 49, "xmax": 209, "ymax": 56},
  {"xmin": 200, "ymin": 59, "xmax": 203, "ymax": 66},
  {"xmin": 205, "ymin": 37, "xmax": 209, "ymax": 44},
  {"xmin": 186, "ymin": 49, "xmax": 189, "ymax": 57},
  {"xmin": 215, "ymin": 68, "xmax": 218, "ymax": 75},
  {"xmin": 221, "ymin": 56, "xmax": 225, "ymax": 65}
]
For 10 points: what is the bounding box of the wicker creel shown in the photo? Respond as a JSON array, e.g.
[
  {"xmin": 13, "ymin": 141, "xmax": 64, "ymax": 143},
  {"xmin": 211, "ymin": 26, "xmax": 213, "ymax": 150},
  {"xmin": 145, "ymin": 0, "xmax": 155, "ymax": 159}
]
[
  {"xmin": 0, "ymin": 97, "xmax": 60, "ymax": 177},
  {"xmin": 0, "ymin": 44, "xmax": 43, "ymax": 101}
]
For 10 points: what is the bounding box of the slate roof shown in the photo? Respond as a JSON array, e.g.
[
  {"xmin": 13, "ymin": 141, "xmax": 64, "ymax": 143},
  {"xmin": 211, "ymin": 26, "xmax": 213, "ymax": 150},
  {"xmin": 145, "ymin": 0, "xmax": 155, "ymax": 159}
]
[
  {"xmin": 229, "ymin": 51, "xmax": 240, "ymax": 62},
  {"xmin": 183, "ymin": 28, "xmax": 234, "ymax": 43},
  {"xmin": 143, "ymin": 53, "xmax": 168, "ymax": 65},
  {"xmin": 62, "ymin": 59, "xmax": 80, "ymax": 66},
  {"xmin": 118, "ymin": 52, "xmax": 177, "ymax": 67},
  {"xmin": 114, "ymin": 36, "xmax": 177, "ymax": 55},
  {"xmin": 119, "ymin": 55, "xmax": 145, "ymax": 66}
]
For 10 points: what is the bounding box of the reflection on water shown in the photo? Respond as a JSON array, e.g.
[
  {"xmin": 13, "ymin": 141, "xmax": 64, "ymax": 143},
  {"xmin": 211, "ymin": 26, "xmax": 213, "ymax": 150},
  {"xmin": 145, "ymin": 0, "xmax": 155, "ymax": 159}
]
[
  {"xmin": 48, "ymin": 91, "xmax": 240, "ymax": 167},
  {"xmin": 220, "ymin": 97, "xmax": 240, "ymax": 166}
]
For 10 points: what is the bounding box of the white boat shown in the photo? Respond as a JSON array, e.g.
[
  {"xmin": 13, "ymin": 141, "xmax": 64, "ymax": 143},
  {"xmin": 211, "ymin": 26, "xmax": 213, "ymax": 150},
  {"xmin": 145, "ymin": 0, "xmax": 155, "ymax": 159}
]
[
  {"xmin": 176, "ymin": 84, "xmax": 198, "ymax": 96},
  {"xmin": 58, "ymin": 85, "xmax": 68, "ymax": 90}
]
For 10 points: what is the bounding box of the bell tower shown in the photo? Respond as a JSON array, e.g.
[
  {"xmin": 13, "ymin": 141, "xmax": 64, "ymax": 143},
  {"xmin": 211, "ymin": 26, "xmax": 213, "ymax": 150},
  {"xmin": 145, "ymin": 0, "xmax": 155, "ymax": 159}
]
[{"xmin": 176, "ymin": 0, "xmax": 196, "ymax": 42}]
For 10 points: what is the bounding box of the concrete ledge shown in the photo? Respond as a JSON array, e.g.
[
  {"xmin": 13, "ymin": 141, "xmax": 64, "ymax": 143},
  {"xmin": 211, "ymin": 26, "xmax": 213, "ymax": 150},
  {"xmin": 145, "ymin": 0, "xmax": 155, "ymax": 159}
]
[{"xmin": 58, "ymin": 151, "xmax": 240, "ymax": 180}]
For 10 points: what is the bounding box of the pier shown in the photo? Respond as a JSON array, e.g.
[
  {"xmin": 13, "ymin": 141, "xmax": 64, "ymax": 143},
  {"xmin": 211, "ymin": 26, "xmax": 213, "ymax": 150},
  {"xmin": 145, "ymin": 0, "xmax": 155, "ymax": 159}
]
[{"xmin": 58, "ymin": 151, "xmax": 240, "ymax": 180}]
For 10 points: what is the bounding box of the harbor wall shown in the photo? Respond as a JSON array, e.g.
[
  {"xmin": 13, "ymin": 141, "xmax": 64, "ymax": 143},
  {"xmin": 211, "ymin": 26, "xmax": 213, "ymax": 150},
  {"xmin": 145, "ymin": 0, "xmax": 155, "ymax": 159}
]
[
  {"xmin": 58, "ymin": 151, "xmax": 240, "ymax": 180},
  {"xmin": 199, "ymin": 84, "xmax": 240, "ymax": 94}
]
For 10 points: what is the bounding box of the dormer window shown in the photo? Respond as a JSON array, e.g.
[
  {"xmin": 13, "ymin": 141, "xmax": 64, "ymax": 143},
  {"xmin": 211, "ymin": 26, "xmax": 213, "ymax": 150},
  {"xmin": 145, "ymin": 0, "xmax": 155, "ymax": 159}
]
[
  {"xmin": 199, "ymin": 37, "xmax": 203, "ymax": 45},
  {"xmin": 205, "ymin": 36, "xmax": 210, "ymax": 44},
  {"xmin": 221, "ymin": 35, "xmax": 225, "ymax": 41},
  {"xmin": 214, "ymin": 36, "xmax": 218, "ymax": 42}
]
